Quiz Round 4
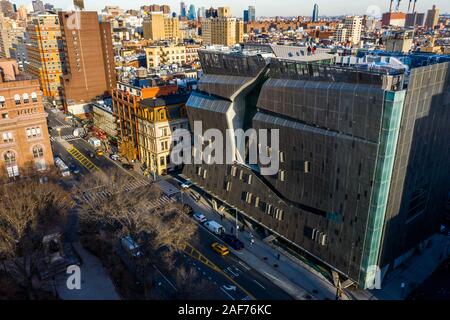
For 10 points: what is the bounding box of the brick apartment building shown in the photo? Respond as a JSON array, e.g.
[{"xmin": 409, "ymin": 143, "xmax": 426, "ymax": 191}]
[
  {"xmin": 58, "ymin": 11, "xmax": 116, "ymax": 110},
  {"xmin": 0, "ymin": 59, "xmax": 53, "ymax": 178}
]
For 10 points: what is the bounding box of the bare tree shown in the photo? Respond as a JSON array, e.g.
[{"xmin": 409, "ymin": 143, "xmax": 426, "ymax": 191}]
[
  {"xmin": 0, "ymin": 168, "xmax": 73, "ymax": 299},
  {"xmin": 76, "ymin": 169, "xmax": 199, "ymax": 298},
  {"xmin": 171, "ymin": 264, "xmax": 217, "ymax": 300}
]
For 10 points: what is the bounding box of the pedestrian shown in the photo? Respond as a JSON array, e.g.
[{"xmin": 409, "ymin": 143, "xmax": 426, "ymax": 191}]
[{"xmin": 277, "ymin": 253, "xmax": 280, "ymax": 261}]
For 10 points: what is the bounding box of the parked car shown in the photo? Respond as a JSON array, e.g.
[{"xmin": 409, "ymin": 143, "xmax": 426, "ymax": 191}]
[
  {"xmin": 122, "ymin": 163, "xmax": 134, "ymax": 171},
  {"xmin": 220, "ymin": 234, "xmax": 244, "ymax": 250},
  {"xmin": 211, "ymin": 242, "xmax": 230, "ymax": 256},
  {"xmin": 180, "ymin": 180, "xmax": 193, "ymax": 190},
  {"xmin": 110, "ymin": 154, "xmax": 120, "ymax": 161},
  {"xmin": 204, "ymin": 220, "xmax": 226, "ymax": 236},
  {"xmin": 193, "ymin": 213, "xmax": 207, "ymax": 223},
  {"xmin": 96, "ymin": 149, "xmax": 104, "ymax": 157},
  {"xmin": 189, "ymin": 191, "xmax": 201, "ymax": 202},
  {"xmin": 69, "ymin": 163, "xmax": 80, "ymax": 174}
]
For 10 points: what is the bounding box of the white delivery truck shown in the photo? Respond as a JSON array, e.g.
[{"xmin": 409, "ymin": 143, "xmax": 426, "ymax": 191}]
[
  {"xmin": 54, "ymin": 156, "xmax": 71, "ymax": 177},
  {"xmin": 204, "ymin": 220, "xmax": 226, "ymax": 236},
  {"xmin": 88, "ymin": 137, "xmax": 101, "ymax": 148},
  {"xmin": 73, "ymin": 128, "xmax": 86, "ymax": 138}
]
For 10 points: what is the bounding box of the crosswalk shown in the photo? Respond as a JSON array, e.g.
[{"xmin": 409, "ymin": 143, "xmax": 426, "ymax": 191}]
[
  {"xmin": 81, "ymin": 178, "xmax": 175, "ymax": 212},
  {"xmin": 50, "ymin": 134, "xmax": 79, "ymax": 142},
  {"xmin": 53, "ymin": 124, "xmax": 72, "ymax": 129},
  {"xmin": 123, "ymin": 179, "xmax": 152, "ymax": 192},
  {"xmin": 82, "ymin": 179, "xmax": 151, "ymax": 204}
]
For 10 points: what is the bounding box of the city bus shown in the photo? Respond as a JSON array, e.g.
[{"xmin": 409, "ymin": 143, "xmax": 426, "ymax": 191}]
[{"xmin": 54, "ymin": 156, "xmax": 71, "ymax": 177}]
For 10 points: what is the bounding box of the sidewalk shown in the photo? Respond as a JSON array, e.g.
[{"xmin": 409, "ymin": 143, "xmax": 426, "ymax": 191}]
[
  {"xmin": 54, "ymin": 242, "xmax": 120, "ymax": 300},
  {"xmin": 356, "ymin": 234, "xmax": 450, "ymax": 300},
  {"xmin": 184, "ymin": 191, "xmax": 341, "ymax": 300}
]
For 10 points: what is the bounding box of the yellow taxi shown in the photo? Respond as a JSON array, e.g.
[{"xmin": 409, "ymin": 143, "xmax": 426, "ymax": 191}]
[
  {"xmin": 211, "ymin": 242, "xmax": 230, "ymax": 256},
  {"xmin": 96, "ymin": 149, "xmax": 104, "ymax": 156}
]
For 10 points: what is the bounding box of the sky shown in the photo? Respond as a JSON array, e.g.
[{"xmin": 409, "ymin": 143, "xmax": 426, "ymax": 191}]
[{"xmin": 15, "ymin": 0, "xmax": 450, "ymax": 17}]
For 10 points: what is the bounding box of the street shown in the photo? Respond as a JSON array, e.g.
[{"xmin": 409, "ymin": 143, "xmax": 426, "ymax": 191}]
[{"xmin": 45, "ymin": 104, "xmax": 293, "ymax": 300}]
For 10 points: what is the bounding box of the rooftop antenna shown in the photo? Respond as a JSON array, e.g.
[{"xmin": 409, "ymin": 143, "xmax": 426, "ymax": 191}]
[
  {"xmin": 389, "ymin": 0, "xmax": 394, "ymax": 12},
  {"xmin": 412, "ymin": 0, "xmax": 417, "ymax": 13},
  {"xmin": 407, "ymin": 0, "xmax": 412, "ymax": 12}
]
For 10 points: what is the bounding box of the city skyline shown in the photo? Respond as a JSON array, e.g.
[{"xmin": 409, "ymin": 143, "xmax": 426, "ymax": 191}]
[{"xmin": 13, "ymin": 0, "xmax": 450, "ymax": 16}]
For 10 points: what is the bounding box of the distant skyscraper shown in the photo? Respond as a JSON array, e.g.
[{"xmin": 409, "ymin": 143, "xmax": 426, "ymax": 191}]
[
  {"xmin": 32, "ymin": 0, "xmax": 45, "ymax": 13},
  {"xmin": 312, "ymin": 4, "xmax": 319, "ymax": 22},
  {"xmin": 243, "ymin": 10, "xmax": 249, "ymax": 23},
  {"xmin": 188, "ymin": 4, "xmax": 196, "ymax": 20},
  {"xmin": 198, "ymin": 7, "xmax": 205, "ymax": 19},
  {"xmin": 180, "ymin": 2, "xmax": 187, "ymax": 18},
  {"xmin": 425, "ymin": 5, "xmax": 439, "ymax": 30},
  {"xmin": 248, "ymin": 6, "xmax": 256, "ymax": 22}
]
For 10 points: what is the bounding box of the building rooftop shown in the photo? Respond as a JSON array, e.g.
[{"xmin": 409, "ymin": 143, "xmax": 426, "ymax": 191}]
[
  {"xmin": 140, "ymin": 94, "xmax": 189, "ymax": 108},
  {"xmin": 356, "ymin": 50, "xmax": 450, "ymax": 69},
  {"xmin": 92, "ymin": 98, "xmax": 113, "ymax": 113}
]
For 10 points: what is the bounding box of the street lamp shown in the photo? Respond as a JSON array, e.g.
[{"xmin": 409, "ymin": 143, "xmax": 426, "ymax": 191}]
[{"xmin": 235, "ymin": 208, "xmax": 239, "ymax": 238}]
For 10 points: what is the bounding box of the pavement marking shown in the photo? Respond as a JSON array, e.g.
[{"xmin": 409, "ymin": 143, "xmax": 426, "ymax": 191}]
[
  {"xmin": 153, "ymin": 265, "xmax": 178, "ymax": 292},
  {"xmin": 253, "ymin": 280, "xmax": 266, "ymax": 290},
  {"xmin": 66, "ymin": 146, "xmax": 100, "ymax": 171},
  {"xmin": 238, "ymin": 261, "xmax": 251, "ymax": 271},
  {"xmin": 183, "ymin": 243, "xmax": 255, "ymax": 300},
  {"xmin": 220, "ymin": 287, "xmax": 236, "ymax": 300}
]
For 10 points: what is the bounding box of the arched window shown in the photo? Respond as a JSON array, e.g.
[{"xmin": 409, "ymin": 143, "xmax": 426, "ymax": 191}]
[
  {"xmin": 4, "ymin": 150, "xmax": 16, "ymax": 165},
  {"xmin": 32, "ymin": 146, "xmax": 44, "ymax": 158},
  {"xmin": 31, "ymin": 92, "xmax": 38, "ymax": 103},
  {"xmin": 160, "ymin": 110, "xmax": 165, "ymax": 120},
  {"xmin": 0, "ymin": 95, "xmax": 5, "ymax": 108},
  {"xmin": 14, "ymin": 94, "xmax": 21, "ymax": 105}
]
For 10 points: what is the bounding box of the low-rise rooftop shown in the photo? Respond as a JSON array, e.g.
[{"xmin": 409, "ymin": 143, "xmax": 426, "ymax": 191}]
[{"xmin": 140, "ymin": 94, "xmax": 189, "ymax": 108}]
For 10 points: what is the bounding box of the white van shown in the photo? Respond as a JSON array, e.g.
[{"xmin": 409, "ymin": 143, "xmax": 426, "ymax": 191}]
[
  {"xmin": 204, "ymin": 220, "xmax": 225, "ymax": 236},
  {"xmin": 121, "ymin": 236, "xmax": 142, "ymax": 258}
]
